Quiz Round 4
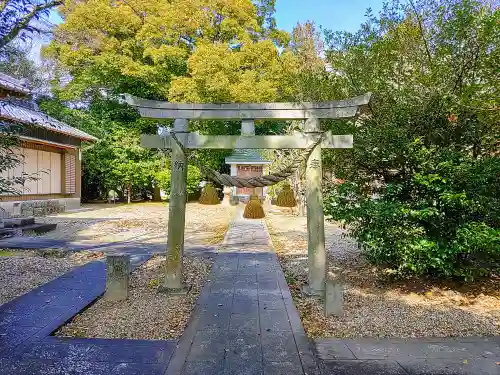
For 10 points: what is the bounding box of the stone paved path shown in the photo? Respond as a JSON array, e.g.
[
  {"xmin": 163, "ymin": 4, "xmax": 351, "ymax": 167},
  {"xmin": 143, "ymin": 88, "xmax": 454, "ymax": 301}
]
[
  {"xmin": 0, "ymin": 254, "xmax": 178, "ymax": 375},
  {"xmin": 166, "ymin": 210, "xmax": 320, "ymax": 375},
  {"xmin": 316, "ymin": 337, "xmax": 500, "ymax": 374}
]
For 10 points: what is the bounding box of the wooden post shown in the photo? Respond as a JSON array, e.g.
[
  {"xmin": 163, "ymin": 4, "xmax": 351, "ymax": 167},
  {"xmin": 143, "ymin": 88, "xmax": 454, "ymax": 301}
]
[
  {"xmin": 161, "ymin": 119, "xmax": 189, "ymax": 294},
  {"xmin": 304, "ymin": 117, "xmax": 326, "ymax": 296}
]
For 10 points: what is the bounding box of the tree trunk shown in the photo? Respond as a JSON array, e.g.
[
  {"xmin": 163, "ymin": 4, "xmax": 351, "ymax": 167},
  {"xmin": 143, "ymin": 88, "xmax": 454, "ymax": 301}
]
[
  {"xmin": 127, "ymin": 184, "xmax": 132, "ymax": 204},
  {"xmin": 153, "ymin": 186, "xmax": 162, "ymax": 202}
]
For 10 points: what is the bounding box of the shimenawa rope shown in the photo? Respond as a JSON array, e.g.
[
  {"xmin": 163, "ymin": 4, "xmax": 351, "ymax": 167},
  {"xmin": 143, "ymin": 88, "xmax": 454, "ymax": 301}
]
[{"xmin": 169, "ymin": 131, "xmax": 322, "ymax": 188}]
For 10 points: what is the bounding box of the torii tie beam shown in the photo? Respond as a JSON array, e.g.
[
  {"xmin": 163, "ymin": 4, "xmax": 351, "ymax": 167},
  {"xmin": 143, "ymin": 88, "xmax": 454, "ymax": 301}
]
[{"xmin": 124, "ymin": 93, "xmax": 371, "ymax": 296}]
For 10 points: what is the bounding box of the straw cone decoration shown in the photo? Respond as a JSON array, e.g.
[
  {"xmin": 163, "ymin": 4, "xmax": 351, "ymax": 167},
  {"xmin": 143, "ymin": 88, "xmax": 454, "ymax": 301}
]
[
  {"xmin": 199, "ymin": 183, "xmax": 220, "ymax": 205},
  {"xmin": 276, "ymin": 184, "xmax": 297, "ymax": 207},
  {"xmin": 243, "ymin": 194, "xmax": 265, "ymax": 219}
]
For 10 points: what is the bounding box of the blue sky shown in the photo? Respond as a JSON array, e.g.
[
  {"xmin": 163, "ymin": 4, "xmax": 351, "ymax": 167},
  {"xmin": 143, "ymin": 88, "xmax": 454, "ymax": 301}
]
[
  {"xmin": 275, "ymin": 0, "xmax": 384, "ymax": 33},
  {"xmin": 48, "ymin": 0, "xmax": 385, "ymax": 33}
]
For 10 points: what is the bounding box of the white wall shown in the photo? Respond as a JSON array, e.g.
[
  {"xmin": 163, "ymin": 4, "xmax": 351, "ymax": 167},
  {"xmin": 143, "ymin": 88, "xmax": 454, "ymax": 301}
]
[{"xmin": 0, "ymin": 147, "xmax": 62, "ymax": 195}]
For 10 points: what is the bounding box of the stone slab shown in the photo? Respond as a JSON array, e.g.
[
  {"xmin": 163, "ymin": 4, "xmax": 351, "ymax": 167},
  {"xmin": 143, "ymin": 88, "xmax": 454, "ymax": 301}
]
[
  {"xmin": 421, "ymin": 341, "xmax": 492, "ymax": 359},
  {"xmin": 317, "ymin": 338, "xmax": 500, "ymax": 375},
  {"xmin": 345, "ymin": 340, "xmax": 428, "ymax": 359},
  {"xmin": 260, "ymin": 309, "xmax": 293, "ymax": 332},
  {"xmin": 85, "ymin": 340, "xmax": 176, "ymax": 364},
  {"xmin": 181, "ymin": 360, "xmax": 224, "ymax": 375},
  {"xmin": 321, "ymin": 359, "xmax": 408, "ymax": 375},
  {"xmin": 398, "ymin": 358, "xmax": 499, "ymax": 375},
  {"xmin": 2, "ymin": 217, "xmax": 35, "ymax": 228},
  {"xmin": 109, "ymin": 362, "xmax": 169, "ymax": 375},
  {"xmin": 316, "ymin": 340, "xmax": 356, "ymax": 360}
]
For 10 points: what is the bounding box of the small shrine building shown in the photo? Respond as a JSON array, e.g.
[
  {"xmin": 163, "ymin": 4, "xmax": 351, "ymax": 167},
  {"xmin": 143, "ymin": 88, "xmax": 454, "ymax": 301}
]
[{"xmin": 225, "ymin": 149, "xmax": 271, "ymax": 202}]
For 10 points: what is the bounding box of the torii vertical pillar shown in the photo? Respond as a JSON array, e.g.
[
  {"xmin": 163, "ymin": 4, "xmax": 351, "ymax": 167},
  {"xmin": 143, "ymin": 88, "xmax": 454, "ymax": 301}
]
[
  {"xmin": 304, "ymin": 117, "xmax": 326, "ymax": 296},
  {"xmin": 161, "ymin": 118, "xmax": 189, "ymax": 293}
]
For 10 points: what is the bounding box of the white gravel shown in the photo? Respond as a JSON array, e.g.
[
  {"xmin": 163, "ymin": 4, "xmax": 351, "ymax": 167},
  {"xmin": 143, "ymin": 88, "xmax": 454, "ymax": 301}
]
[
  {"xmin": 266, "ymin": 210, "xmax": 500, "ymax": 339},
  {"xmin": 0, "ymin": 250, "xmax": 98, "ymax": 305},
  {"xmin": 56, "ymin": 255, "xmax": 213, "ymax": 340},
  {"xmin": 32, "ymin": 202, "xmax": 235, "ymax": 248}
]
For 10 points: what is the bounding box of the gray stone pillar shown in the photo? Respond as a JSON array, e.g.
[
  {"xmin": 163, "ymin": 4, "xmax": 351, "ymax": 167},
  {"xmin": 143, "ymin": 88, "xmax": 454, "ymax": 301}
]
[
  {"xmin": 304, "ymin": 117, "xmax": 326, "ymax": 296},
  {"xmin": 241, "ymin": 119, "xmax": 255, "ymax": 136},
  {"xmin": 325, "ymin": 276, "xmax": 344, "ymax": 316},
  {"xmin": 161, "ymin": 118, "xmax": 189, "ymax": 294},
  {"xmin": 105, "ymin": 254, "xmax": 130, "ymax": 301}
]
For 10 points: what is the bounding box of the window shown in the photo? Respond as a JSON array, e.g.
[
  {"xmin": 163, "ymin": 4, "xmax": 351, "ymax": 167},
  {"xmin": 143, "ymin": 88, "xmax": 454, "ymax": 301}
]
[{"xmin": 64, "ymin": 153, "xmax": 76, "ymax": 194}]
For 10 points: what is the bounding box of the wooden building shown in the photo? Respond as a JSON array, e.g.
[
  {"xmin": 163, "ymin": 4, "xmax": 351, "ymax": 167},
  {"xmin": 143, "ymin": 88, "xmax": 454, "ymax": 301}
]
[{"xmin": 0, "ymin": 72, "xmax": 97, "ymax": 218}]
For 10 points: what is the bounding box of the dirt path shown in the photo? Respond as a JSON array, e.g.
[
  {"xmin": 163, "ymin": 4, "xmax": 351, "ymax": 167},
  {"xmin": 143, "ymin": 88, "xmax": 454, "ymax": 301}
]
[{"xmin": 34, "ymin": 202, "xmax": 235, "ymax": 249}]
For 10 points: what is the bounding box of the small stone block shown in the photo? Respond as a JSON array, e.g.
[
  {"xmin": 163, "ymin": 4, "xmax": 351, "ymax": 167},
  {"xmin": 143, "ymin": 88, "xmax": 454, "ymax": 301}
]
[
  {"xmin": 324, "ymin": 278, "xmax": 344, "ymax": 317},
  {"xmin": 301, "ymin": 284, "xmax": 322, "ymax": 297},
  {"xmin": 158, "ymin": 285, "xmax": 191, "ymax": 295},
  {"xmin": 105, "ymin": 254, "xmax": 131, "ymax": 301}
]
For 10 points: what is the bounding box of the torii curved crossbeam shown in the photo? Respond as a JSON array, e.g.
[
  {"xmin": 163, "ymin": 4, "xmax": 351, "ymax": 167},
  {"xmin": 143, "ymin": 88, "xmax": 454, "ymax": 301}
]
[{"xmin": 123, "ymin": 93, "xmax": 372, "ymax": 120}]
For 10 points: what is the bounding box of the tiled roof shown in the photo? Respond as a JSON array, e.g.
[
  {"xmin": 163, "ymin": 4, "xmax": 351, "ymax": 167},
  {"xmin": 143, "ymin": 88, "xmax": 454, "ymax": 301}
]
[
  {"xmin": 225, "ymin": 149, "xmax": 271, "ymax": 164},
  {"xmin": 0, "ymin": 72, "xmax": 31, "ymax": 95},
  {"xmin": 0, "ymin": 99, "xmax": 97, "ymax": 141}
]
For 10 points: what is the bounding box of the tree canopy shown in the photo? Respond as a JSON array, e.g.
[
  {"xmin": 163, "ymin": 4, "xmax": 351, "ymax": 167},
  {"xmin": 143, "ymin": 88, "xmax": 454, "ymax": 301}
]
[{"xmin": 45, "ymin": 0, "xmax": 290, "ymax": 101}]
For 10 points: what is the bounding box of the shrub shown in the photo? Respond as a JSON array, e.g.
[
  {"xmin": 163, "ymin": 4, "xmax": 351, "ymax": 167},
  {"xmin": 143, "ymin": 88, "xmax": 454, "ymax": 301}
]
[
  {"xmin": 324, "ymin": 145, "xmax": 500, "ymax": 280},
  {"xmin": 155, "ymin": 165, "xmax": 203, "ymax": 196}
]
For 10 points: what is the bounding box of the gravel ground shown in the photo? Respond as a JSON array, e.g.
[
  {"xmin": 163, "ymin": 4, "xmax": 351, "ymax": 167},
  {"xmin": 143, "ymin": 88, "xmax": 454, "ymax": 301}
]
[
  {"xmin": 0, "ymin": 250, "xmax": 100, "ymax": 305},
  {"xmin": 266, "ymin": 210, "xmax": 500, "ymax": 339},
  {"xmin": 32, "ymin": 202, "xmax": 235, "ymax": 249},
  {"xmin": 50, "ymin": 202, "xmax": 234, "ymax": 340},
  {"xmin": 55, "ymin": 255, "xmax": 212, "ymax": 340}
]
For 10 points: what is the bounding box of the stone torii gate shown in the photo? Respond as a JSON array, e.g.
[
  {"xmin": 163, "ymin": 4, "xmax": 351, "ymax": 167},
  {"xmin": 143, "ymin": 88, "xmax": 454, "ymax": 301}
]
[{"xmin": 124, "ymin": 94, "xmax": 371, "ymax": 296}]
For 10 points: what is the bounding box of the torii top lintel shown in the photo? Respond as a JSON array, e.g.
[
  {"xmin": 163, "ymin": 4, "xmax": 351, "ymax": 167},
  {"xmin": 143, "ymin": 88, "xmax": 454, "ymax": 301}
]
[{"xmin": 123, "ymin": 93, "xmax": 372, "ymax": 120}]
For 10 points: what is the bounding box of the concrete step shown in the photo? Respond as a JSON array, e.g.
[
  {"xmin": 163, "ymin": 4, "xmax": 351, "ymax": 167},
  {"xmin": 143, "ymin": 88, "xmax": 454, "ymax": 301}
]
[
  {"xmin": 0, "ymin": 228, "xmax": 16, "ymax": 239},
  {"xmin": 3, "ymin": 217, "xmax": 35, "ymax": 228},
  {"xmin": 19, "ymin": 223, "xmax": 57, "ymax": 234}
]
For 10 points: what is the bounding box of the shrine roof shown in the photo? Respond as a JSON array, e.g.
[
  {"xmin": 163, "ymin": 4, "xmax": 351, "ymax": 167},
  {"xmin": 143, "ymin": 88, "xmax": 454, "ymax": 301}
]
[
  {"xmin": 225, "ymin": 149, "xmax": 272, "ymax": 165},
  {"xmin": 0, "ymin": 99, "xmax": 97, "ymax": 141},
  {"xmin": 0, "ymin": 72, "xmax": 31, "ymax": 95}
]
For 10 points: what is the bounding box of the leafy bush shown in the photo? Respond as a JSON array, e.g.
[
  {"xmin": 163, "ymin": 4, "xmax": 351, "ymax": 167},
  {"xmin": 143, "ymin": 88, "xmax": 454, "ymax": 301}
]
[
  {"xmin": 155, "ymin": 165, "xmax": 203, "ymax": 196},
  {"xmin": 325, "ymin": 144, "xmax": 500, "ymax": 280},
  {"xmin": 321, "ymin": 0, "xmax": 499, "ymax": 281}
]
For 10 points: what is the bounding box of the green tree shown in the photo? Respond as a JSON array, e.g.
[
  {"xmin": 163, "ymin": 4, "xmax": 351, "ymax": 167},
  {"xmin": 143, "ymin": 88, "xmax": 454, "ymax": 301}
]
[
  {"xmin": 45, "ymin": 0, "xmax": 288, "ymax": 100},
  {"xmin": 155, "ymin": 165, "xmax": 203, "ymax": 198},
  {"xmin": 44, "ymin": 0, "xmax": 296, "ymax": 180},
  {"xmin": 40, "ymin": 97, "xmax": 162, "ymax": 202},
  {"xmin": 321, "ymin": 0, "xmax": 500, "ymax": 279}
]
